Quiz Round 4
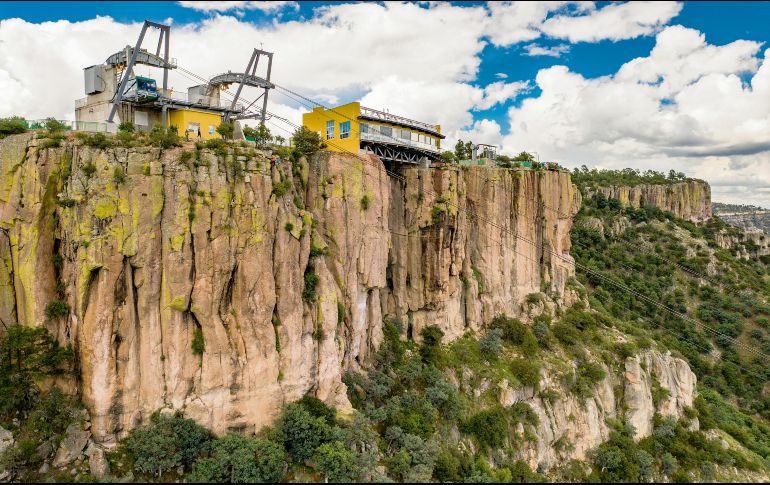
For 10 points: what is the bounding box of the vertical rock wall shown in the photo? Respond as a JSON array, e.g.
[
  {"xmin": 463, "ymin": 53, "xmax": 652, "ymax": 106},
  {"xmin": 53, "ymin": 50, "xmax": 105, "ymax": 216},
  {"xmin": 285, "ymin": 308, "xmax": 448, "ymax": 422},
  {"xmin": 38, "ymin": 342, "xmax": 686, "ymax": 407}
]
[
  {"xmin": 594, "ymin": 180, "xmax": 712, "ymax": 222},
  {"xmin": 0, "ymin": 135, "xmax": 580, "ymax": 441}
]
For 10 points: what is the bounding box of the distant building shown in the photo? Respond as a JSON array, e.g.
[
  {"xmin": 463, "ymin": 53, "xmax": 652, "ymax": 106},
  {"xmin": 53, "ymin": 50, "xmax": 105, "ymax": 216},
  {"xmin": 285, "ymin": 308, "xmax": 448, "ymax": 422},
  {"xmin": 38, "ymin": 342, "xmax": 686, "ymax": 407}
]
[
  {"xmin": 302, "ymin": 102, "xmax": 445, "ymax": 165},
  {"xmin": 75, "ymin": 46, "xmax": 234, "ymax": 139}
]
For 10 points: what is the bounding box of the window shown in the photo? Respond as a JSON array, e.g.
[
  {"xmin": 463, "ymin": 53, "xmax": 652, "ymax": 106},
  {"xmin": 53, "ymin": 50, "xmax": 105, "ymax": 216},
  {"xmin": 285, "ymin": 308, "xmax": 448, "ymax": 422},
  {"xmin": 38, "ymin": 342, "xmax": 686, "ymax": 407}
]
[
  {"xmin": 186, "ymin": 122, "xmax": 200, "ymax": 132},
  {"xmin": 326, "ymin": 120, "xmax": 334, "ymax": 139},
  {"xmin": 208, "ymin": 125, "xmax": 215, "ymax": 135},
  {"xmin": 360, "ymin": 123, "xmax": 369, "ymax": 134},
  {"xmin": 401, "ymin": 129, "xmax": 411, "ymax": 140},
  {"xmin": 380, "ymin": 126, "xmax": 392, "ymax": 138},
  {"xmin": 340, "ymin": 121, "xmax": 350, "ymax": 139}
]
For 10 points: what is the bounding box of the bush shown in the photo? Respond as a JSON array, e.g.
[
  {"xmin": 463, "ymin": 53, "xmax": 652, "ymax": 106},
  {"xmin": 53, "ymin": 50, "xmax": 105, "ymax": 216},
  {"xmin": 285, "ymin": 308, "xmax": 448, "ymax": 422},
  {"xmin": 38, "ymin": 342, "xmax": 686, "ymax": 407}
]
[
  {"xmin": 272, "ymin": 179, "xmax": 292, "ymax": 197},
  {"xmin": 216, "ymin": 122, "xmax": 234, "ymax": 140},
  {"xmin": 149, "ymin": 125, "xmax": 181, "ymax": 149},
  {"xmin": 126, "ymin": 412, "xmax": 212, "ymax": 477},
  {"xmin": 192, "ymin": 327, "xmax": 205, "ymax": 356},
  {"xmin": 82, "ymin": 161, "xmax": 97, "ymax": 178},
  {"xmin": 277, "ymin": 402, "xmax": 332, "ymax": 461},
  {"xmin": 297, "ymin": 395, "xmax": 336, "ymax": 424},
  {"xmin": 244, "ymin": 124, "xmax": 272, "ymax": 146},
  {"xmin": 312, "ymin": 441, "xmax": 361, "ymax": 482},
  {"xmin": 44, "ymin": 118, "xmax": 68, "ymax": 133},
  {"xmin": 478, "ymin": 328, "xmax": 503, "ymax": 356},
  {"xmin": 510, "ymin": 358, "xmax": 541, "ymax": 389},
  {"xmin": 113, "ymin": 166, "xmax": 127, "ymax": 185},
  {"xmin": 419, "ymin": 325, "xmax": 444, "ymax": 364},
  {"xmin": 187, "ymin": 433, "xmax": 285, "ymax": 483},
  {"xmin": 291, "ymin": 126, "xmax": 321, "ymax": 156},
  {"xmin": 44, "ymin": 300, "xmax": 70, "ymax": 319},
  {"xmin": 118, "ymin": 121, "xmax": 135, "ymax": 133},
  {"xmin": 0, "ymin": 116, "xmax": 27, "ymax": 137},
  {"xmin": 489, "ymin": 315, "xmax": 539, "ymax": 354},
  {"xmin": 82, "ymin": 132, "xmax": 112, "ymax": 149},
  {"xmin": 360, "ymin": 194, "xmax": 371, "ymax": 211},
  {"xmin": 461, "ymin": 406, "xmax": 508, "ymax": 448},
  {"xmin": 302, "ymin": 269, "xmax": 319, "ymax": 303}
]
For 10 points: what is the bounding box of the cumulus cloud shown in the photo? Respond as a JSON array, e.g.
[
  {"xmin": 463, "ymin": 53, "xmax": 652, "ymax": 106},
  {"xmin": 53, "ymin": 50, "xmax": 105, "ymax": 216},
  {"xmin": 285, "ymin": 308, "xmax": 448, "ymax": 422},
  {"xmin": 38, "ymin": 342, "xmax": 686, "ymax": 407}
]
[
  {"xmin": 541, "ymin": 1, "xmax": 682, "ymax": 43},
  {"xmin": 503, "ymin": 26, "xmax": 770, "ymax": 206},
  {"xmin": 177, "ymin": 1, "xmax": 297, "ymax": 13},
  {"xmin": 523, "ymin": 43, "xmax": 571, "ymax": 57}
]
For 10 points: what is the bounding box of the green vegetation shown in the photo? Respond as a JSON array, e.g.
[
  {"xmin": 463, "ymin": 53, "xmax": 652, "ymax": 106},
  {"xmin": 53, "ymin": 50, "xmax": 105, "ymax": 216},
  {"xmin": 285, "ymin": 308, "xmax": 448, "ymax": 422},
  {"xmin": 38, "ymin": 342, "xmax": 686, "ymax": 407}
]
[
  {"xmin": 360, "ymin": 194, "xmax": 371, "ymax": 211},
  {"xmin": 44, "ymin": 300, "xmax": 70, "ymax": 319},
  {"xmin": 149, "ymin": 125, "xmax": 181, "ymax": 149},
  {"xmin": 216, "ymin": 122, "xmax": 235, "ymax": 140},
  {"xmin": 0, "ymin": 116, "xmax": 28, "ymax": 138},
  {"xmin": 243, "ymin": 124, "xmax": 272, "ymax": 146},
  {"xmin": 191, "ymin": 327, "xmax": 205, "ymax": 356},
  {"xmin": 571, "ymin": 166, "xmax": 697, "ymax": 190}
]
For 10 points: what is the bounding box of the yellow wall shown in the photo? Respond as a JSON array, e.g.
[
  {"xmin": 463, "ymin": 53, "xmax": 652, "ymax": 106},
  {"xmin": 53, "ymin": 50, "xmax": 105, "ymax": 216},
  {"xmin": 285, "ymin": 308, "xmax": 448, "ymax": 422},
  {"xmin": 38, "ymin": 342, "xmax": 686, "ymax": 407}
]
[
  {"xmin": 167, "ymin": 109, "xmax": 223, "ymax": 140},
  {"xmin": 302, "ymin": 101, "xmax": 443, "ymax": 153},
  {"xmin": 302, "ymin": 101, "xmax": 362, "ymax": 154}
]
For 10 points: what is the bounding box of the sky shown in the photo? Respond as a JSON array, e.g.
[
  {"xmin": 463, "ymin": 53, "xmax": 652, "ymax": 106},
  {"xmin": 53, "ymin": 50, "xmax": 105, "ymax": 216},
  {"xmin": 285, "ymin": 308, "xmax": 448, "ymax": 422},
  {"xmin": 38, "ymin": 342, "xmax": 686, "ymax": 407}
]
[{"xmin": 2, "ymin": 1, "xmax": 770, "ymax": 206}]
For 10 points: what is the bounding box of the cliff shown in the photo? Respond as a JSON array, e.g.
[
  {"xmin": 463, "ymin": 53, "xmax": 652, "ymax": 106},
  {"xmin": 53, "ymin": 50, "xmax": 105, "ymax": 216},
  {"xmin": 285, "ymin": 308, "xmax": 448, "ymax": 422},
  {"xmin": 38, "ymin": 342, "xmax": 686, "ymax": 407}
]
[
  {"xmin": 593, "ymin": 180, "xmax": 712, "ymax": 222},
  {"xmin": 0, "ymin": 134, "xmax": 581, "ymax": 442}
]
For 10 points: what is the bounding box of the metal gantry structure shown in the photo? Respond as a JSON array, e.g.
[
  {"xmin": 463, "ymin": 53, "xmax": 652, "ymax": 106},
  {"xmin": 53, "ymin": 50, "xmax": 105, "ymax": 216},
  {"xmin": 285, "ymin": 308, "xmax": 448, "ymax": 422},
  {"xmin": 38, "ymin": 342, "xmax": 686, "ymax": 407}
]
[
  {"xmin": 107, "ymin": 21, "xmax": 172, "ymax": 125},
  {"xmin": 210, "ymin": 48, "xmax": 275, "ymax": 126}
]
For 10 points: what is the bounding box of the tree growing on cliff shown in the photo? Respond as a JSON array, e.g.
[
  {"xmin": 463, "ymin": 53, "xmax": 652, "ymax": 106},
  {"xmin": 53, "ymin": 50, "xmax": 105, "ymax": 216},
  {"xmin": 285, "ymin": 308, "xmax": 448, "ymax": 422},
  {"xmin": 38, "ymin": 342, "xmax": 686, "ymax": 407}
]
[
  {"xmin": 0, "ymin": 116, "xmax": 27, "ymax": 138},
  {"xmin": 216, "ymin": 122, "xmax": 235, "ymax": 140},
  {"xmin": 187, "ymin": 433, "xmax": 285, "ymax": 483},
  {"xmin": 291, "ymin": 126, "xmax": 321, "ymax": 156}
]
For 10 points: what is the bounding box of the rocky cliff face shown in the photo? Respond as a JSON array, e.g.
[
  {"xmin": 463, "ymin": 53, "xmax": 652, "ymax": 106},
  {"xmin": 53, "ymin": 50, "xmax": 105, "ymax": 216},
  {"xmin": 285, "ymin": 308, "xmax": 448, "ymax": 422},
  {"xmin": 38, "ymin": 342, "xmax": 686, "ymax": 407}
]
[
  {"xmin": 0, "ymin": 134, "xmax": 581, "ymax": 443},
  {"xmin": 495, "ymin": 350, "xmax": 697, "ymax": 469},
  {"xmin": 594, "ymin": 180, "xmax": 712, "ymax": 222}
]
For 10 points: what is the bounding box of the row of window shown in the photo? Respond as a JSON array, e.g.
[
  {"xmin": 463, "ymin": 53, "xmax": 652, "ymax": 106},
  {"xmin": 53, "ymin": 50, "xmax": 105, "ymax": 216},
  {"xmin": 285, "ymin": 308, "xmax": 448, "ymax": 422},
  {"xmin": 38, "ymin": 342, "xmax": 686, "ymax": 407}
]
[
  {"xmin": 324, "ymin": 120, "xmax": 437, "ymax": 147},
  {"xmin": 326, "ymin": 120, "xmax": 351, "ymax": 140}
]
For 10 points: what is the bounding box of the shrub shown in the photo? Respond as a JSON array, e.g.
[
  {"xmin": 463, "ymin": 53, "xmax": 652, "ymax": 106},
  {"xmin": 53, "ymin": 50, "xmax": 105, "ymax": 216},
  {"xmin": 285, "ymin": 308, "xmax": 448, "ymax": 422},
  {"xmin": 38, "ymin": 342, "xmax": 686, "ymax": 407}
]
[
  {"xmin": 272, "ymin": 179, "xmax": 292, "ymax": 197},
  {"xmin": 187, "ymin": 433, "xmax": 285, "ymax": 483},
  {"xmin": 44, "ymin": 300, "xmax": 70, "ymax": 319},
  {"xmin": 312, "ymin": 441, "xmax": 361, "ymax": 482},
  {"xmin": 113, "ymin": 166, "xmax": 127, "ymax": 185},
  {"xmin": 82, "ymin": 132, "xmax": 112, "ymax": 149},
  {"xmin": 360, "ymin": 194, "xmax": 371, "ymax": 210},
  {"xmin": 244, "ymin": 124, "xmax": 273, "ymax": 146},
  {"xmin": 291, "ymin": 126, "xmax": 321, "ymax": 156},
  {"xmin": 126, "ymin": 412, "xmax": 212, "ymax": 477},
  {"xmin": 277, "ymin": 402, "xmax": 331, "ymax": 461},
  {"xmin": 461, "ymin": 406, "xmax": 508, "ymax": 448},
  {"xmin": 478, "ymin": 328, "xmax": 503, "ymax": 356},
  {"xmin": 419, "ymin": 325, "xmax": 444, "ymax": 364},
  {"xmin": 0, "ymin": 116, "xmax": 28, "ymax": 137},
  {"xmin": 44, "ymin": 118, "xmax": 68, "ymax": 133},
  {"xmin": 302, "ymin": 269, "xmax": 319, "ymax": 303},
  {"xmin": 297, "ymin": 395, "xmax": 336, "ymax": 424},
  {"xmin": 510, "ymin": 358, "xmax": 541, "ymax": 389},
  {"xmin": 56, "ymin": 197, "xmax": 77, "ymax": 208},
  {"xmin": 490, "ymin": 315, "xmax": 539, "ymax": 355},
  {"xmin": 118, "ymin": 121, "xmax": 135, "ymax": 133},
  {"xmin": 149, "ymin": 125, "xmax": 181, "ymax": 149},
  {"xmin": 191, "ymin": 327, "xmax": 205, "ymax": 356},
  {"xmin": 82, "ymin": 161, "xmax": 97, "ymax": 178},
  {"xmin": 216, "ymin": 122, "xmax": 234, "ymax": 140},
  {"xmin": 284, "ymin": 222, "xmax": 294, "ymax": 232}
]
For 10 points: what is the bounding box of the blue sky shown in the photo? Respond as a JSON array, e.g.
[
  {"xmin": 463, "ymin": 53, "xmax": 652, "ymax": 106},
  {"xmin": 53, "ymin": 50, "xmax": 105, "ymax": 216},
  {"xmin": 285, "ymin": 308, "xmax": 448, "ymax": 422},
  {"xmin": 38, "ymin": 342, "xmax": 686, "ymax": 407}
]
[{"xmin": 2, "ymin": 1, "xmax": 770, "ymax": 205}]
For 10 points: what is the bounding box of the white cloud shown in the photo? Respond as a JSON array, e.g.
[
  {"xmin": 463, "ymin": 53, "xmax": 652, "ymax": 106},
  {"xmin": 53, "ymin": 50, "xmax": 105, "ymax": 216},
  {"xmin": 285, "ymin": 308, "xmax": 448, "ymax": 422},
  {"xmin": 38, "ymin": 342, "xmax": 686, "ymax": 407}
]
[
  {"xmin": 495, "ymin": 73, "xmax": 508, "ymax": 79},
  {"xmin": 177, "ymin": 1, "xmax": 297, "ymax": 13},
  {"xmin": 541, "ymin": 1, "xmax": 682, "ymax": 43},
  {"xmin": 476, "ymin": 81, "xmax": 530, "ymax": 110},
  {"xmin": 503, "ymin": 26, "xmax": 770, "ymax": 206},
  {"xmin": 523, "ymin": 43, "xmax": 570, "ymax": 57}
]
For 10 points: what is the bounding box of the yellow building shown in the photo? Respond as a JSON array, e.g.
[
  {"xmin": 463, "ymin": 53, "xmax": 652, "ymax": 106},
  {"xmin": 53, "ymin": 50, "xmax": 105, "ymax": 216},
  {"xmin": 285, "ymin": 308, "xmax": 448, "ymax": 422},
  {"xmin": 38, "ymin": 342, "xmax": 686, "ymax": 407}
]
[
  {"xmin": 167, "ymin": 108, "xmax": 223, "ymax": 140},
  {"xmin": 302, "ymin": 101, "xmax": 444, "ymax": 165}
]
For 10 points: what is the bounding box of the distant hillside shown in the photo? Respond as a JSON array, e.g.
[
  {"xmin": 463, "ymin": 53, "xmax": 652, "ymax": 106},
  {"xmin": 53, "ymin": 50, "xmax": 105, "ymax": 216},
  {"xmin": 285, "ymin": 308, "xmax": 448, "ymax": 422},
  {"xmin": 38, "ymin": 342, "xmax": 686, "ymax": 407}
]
[{"xmin": 714, "ymin": 202, "xmax": 770, "ymax": 235}]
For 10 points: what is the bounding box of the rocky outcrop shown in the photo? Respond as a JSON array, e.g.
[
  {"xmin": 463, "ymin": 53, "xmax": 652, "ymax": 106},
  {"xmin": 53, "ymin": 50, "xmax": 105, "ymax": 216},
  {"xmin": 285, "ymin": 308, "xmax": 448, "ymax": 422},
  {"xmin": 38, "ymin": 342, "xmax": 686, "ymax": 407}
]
[
  {"xmin": 715, "ymin": 227, "xmax": 770, "ymax": 259},
  {"xmin": 495, "ymin": 350, "xmax": 696, "ymax": 469},
  {"xmin": 594, "ymin": 180, "xmax": 711, "ymax": 222},
  {"xmin": 0, "ymin": 135, "xmax": 580, "ymax": 442}
]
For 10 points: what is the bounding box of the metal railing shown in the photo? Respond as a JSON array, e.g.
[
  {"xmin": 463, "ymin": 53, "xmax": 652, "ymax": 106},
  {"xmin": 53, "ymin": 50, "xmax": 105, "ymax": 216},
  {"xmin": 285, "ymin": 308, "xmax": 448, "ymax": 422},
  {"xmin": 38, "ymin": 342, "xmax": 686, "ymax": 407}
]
[
  {"xmin": 360, "ymin": 131, "xmax": 439, "ymax": 153},
  {"xmin": 26, "ymin": 119, "xmax": 118, "ymax": 134},
  {"xmin": 360, "ymin": 106, "xmax": 439, "ymax": 133}
]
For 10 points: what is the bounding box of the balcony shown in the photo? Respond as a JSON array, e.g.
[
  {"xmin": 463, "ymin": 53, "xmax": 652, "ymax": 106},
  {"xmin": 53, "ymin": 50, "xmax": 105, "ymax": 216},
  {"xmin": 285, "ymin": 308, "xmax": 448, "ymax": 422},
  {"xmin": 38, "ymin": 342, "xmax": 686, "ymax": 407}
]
[
  {"xmin": 360, "ymin": 131, "xmax": 438, "ymax": 153},
  {"xmin": 359, "ymin": 106, "xmax": 441, "ymax": 136}
]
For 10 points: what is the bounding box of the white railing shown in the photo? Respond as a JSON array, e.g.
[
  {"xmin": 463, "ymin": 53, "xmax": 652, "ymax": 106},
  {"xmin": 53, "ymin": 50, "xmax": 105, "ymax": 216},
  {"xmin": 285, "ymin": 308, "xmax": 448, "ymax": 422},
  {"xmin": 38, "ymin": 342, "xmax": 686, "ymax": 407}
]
[
  {"xmin": 360, "ymin": 131, "xmax": 439, "ymax": 153},
  {"xmin": 360, "ymin": 106, "xmax": 439, "ymax": 133}
]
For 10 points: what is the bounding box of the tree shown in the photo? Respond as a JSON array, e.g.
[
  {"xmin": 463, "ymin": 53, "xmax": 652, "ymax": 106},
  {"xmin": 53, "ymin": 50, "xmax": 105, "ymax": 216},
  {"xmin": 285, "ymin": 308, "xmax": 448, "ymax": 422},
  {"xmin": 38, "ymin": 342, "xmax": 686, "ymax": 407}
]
[
  {"xmin": 0, "ymin": 324, "xmax": 73, "ymax": 419},
  {"xmin": 44, "ymin": 118, "xmax": 68, "ymax": 133},
  {"xmin": 418, "ymin": 325, "xmax": 444, "ymax": 364},
  {"xmin": 277, "ymin": 402, "xmax": 331, "ymax": 461},
  {"xmin": 454, "ymin": 139, "xmax": 471, "ymax": 160},
  {"xmin": 291, "ymin": 126, "xmax": 321, "ymax": 156},
  {"xmin": 512, "ymin": 151, "xmax": 535, "ymax": 162},
  {"xmin": 216, "ymin": 122, "xmax": 235, "ymax": 140},
  {"xmin": 149, "ymin": 125, "xmax": 181, "ymax": 149},
  {"xmin": 274, "ymin": 135, "xmax": 286, "ymax": 146},
  {"xmin": 440, "ymin": 151, "xmax": 457, "ymax": 164},
  {"xmin": 0, "ymin": 116, "xmax": 28, "ymax": 137},
  {"xmin": 312, "ymin": 441, "xmax": 361, "ymax": 482},
  {"xmin": 126, "ymin": 412, "xmax": 212, "ymax": 477},
  {"xmin": 187, "ymin": 433, "xmax": 285, "ymax": 483}
]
